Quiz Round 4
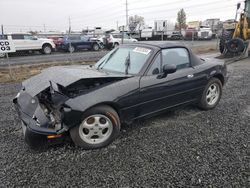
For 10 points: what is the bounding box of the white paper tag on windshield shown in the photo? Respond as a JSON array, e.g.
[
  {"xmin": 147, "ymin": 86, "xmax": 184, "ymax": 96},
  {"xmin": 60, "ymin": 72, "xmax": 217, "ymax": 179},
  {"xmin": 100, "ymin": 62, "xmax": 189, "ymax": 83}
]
[{"xmin": 133, "ymin": 47, "xmax": 151, "ymax": 55}]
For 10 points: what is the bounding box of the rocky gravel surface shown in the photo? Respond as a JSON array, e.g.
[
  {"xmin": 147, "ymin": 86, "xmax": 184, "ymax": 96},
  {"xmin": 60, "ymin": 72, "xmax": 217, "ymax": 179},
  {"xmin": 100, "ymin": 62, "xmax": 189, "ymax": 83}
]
[{"xmin": 0, "ymin": 59, "xmax": 249, "ymax": 187}]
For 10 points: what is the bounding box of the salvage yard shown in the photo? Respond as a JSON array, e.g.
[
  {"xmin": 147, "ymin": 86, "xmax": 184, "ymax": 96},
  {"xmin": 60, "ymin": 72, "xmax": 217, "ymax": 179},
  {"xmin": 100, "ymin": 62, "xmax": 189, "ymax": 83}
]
[{"xmin": 0, "ymin": 56, "xmax": 249, "ymax": 187}]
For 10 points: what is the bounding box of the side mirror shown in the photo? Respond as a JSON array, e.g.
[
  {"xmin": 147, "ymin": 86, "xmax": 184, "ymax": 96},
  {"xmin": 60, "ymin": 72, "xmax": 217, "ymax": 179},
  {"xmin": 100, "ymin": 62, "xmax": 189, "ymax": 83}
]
[
  {"xmin": 237, "ymin": 3, "xmax": 241, "ymax": 10},
  {"xmin": 157, "ymin": 64, "xmax": 177, "ymax": 79},
  {"xmin": 32, "ymin": 36, "xmax": 38, "ymax": 40}
]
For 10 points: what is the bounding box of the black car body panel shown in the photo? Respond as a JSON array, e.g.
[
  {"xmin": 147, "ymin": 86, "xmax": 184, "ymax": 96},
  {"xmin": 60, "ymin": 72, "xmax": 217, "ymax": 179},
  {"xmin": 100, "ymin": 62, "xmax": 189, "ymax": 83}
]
[{"xmin": 13, "ymin": 42, "xmax": 227, "ymax": 142}]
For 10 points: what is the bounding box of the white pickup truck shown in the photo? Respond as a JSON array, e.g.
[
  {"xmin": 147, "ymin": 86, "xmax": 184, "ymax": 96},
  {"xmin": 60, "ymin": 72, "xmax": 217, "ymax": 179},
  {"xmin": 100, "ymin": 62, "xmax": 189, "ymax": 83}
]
[{"xmin": 0, "ymin": 33, "xmax": 55, "ymax": 57}]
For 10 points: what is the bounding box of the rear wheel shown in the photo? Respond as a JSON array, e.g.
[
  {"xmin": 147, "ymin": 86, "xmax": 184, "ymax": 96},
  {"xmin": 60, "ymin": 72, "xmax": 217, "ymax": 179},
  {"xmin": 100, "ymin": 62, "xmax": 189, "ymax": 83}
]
[
  {"xmin": 219, "ymin": 30, "xmax": 234, "ymax": 54},
  {"xmin": 0, "ymin": 53, "xmax": 5, "ymax": 58},
  {"xmin": 92, "ymin": 43, "xmax": 100, "ymax": 51},
  {"xmin": 70, "ymin": 105, "xmax": 120, "ymax": 149},
  {"xmin": 42, "ymin": 44, "xmax": 52, "ymax": 54},
  {"xmin": 198, "ymin": 78, "xmax": 222, "ymax": 110},
  {"xmin": 99, "ymin": 42, "xmax": 105, "ymax": 49},
  {"xmin": 226, "ymin": 38, "xmax": 245, "ymax": 53},
  {"xmin": 114, "ymin": 42, "xmax": 119, "ymax": 48}
]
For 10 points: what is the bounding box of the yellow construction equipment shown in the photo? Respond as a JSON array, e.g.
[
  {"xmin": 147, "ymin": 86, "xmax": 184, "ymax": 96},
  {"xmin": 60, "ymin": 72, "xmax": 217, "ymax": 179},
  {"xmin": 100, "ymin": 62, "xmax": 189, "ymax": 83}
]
[{"xmin": 219, "ymin": 0, "xmax": 250, "ymax": 57}]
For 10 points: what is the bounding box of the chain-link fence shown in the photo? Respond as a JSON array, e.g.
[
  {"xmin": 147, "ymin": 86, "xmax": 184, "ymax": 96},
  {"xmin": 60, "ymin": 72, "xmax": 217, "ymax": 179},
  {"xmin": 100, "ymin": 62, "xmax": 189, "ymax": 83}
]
[{"xmin": 0, "ymin": 25, "xmax": 220, "ymax": 83}]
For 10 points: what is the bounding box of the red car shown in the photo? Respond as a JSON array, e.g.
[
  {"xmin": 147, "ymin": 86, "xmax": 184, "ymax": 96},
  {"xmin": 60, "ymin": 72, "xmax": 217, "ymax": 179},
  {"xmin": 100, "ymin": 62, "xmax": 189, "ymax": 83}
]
[
  {"xmin": 184, "ymin": 28, "xmax": 198, "ymax": 40},
  {"xmin": 47, "ymin": 36, "xmax": 64, "ymax": 47}
]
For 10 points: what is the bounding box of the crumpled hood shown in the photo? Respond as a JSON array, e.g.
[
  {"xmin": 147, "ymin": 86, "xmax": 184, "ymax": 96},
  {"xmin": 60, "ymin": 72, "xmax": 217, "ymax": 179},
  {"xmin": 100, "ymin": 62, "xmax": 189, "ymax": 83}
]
[{"xmin": 23, "ymin": 65, "xmax": 129, "ymax": 97}]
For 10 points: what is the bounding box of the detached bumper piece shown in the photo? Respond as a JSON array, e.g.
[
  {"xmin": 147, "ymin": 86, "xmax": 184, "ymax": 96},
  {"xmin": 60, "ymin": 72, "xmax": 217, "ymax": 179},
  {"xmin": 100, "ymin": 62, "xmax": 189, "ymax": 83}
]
[{"xmin": 13, "ymin": 90, "xmax": 65, "ymax": 150}]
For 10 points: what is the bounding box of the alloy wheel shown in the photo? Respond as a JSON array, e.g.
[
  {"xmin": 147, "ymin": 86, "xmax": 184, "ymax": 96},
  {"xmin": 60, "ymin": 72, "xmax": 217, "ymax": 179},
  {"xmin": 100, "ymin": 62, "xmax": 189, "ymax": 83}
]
[
  {"xmin": 206, "ymin": 83, "xmax": 220, "ymax": 106},
  {"xmin": 79, "ymin": 114, "xmax": 113, "ymax": 145}
]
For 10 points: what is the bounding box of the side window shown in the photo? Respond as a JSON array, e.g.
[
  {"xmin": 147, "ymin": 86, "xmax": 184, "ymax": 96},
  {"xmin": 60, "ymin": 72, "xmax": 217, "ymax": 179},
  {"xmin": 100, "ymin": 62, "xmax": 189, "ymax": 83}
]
[
  {"xmin": 80, "ymin": 36, "xmax": 86, "ymax": 41},
  {"xmin": 147, "ymin": 53, "xmax": 161, "ymax": 75},
  {"xmin": 24, "ymin": 35, "xmax": 33, "ymax": 40},
  {"xmin": 11, "ymin": 34, "xmax": 24, "ymax": 40},
  {"xmin": 0, "ymin": 35, "xmax": 7, "ymax": 39},
  {"xmin": 123, "ymin": 34, "xmax": 129, "ymax": 39},
  {"xmin": 162, "ymin": 48, "xmax": 190, "ymax": 70},
  {"xmin": 69, "ymin": 36, "xmax": 80, "ymax": 40}
]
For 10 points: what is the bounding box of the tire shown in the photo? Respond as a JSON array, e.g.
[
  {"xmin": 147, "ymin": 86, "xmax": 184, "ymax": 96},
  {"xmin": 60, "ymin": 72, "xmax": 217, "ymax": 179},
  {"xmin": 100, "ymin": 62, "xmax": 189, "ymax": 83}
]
[
  {"xmin": 114, "ymin": 43, "xmax": 119, "ymax": 48},
  {"xmin": 68, "ymin": 45, "xmax": 75, "ymax": 53},
  {"xmin": 70, "ymin": 105, "xmax": 121, "ymax": 149},
  {"xmin": 42, "ymin": 44, "xmax": 52, "ymax": 55},
  {"xmin": 99, "ymin": 42, "xmax": 105, "ymax": 49},
  {"xmin": 92, "ymin": 43, "xmax": 100, "ymax": 51},
  {"xmin": 219, "ymin": 30, "xmax": 234, "ymax": 54},
  {"xmin": 0, "ymin": 53, "xmax": 5, "ymax": 58},
  {"xmin": 226, "ymin": 38, "xmax": 245, "ymax": 53},
  {"xmin": 198, "ymin": 78, "xmax": 222, "ymax": 110}
]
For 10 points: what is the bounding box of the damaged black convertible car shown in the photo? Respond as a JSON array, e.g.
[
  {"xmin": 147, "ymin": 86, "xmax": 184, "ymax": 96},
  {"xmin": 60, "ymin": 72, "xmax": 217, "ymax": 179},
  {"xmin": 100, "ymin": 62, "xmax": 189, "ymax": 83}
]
[{"xmin": 13, "ymin": 42, "xmax": 227, "ymax": 150}]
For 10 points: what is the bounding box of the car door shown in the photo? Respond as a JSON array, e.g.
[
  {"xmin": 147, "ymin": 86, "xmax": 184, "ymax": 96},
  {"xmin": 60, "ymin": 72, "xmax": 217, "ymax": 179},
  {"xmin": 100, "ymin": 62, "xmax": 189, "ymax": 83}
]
[
  {"xmin": 138, "ymin": 47, "xmax": 204, "ymax": 117},
  {"xmin": 11, "ymin": 34, "xmax": 26, "ymax": 51},
  {"xmin": 23, "ymin": 34, "xmax": 40, "ymax": 50},
  {"xmin": 78, "ymin": 36, "xmax": 90, "ymax": 49}
]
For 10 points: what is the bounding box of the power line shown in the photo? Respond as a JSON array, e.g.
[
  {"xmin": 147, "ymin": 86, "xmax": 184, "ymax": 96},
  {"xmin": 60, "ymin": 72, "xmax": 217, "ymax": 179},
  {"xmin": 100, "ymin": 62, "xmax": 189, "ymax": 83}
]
[
  {"xmin": 144, "ymin": 4, "xmax": 235, "ymax": 22},
  {"xmin": 129, "ymin": 0, "xmax": 235, "ymax": 15},
  {"xmin": 129, "ymin": 0, "xmax": 192, "ymax": 11}
]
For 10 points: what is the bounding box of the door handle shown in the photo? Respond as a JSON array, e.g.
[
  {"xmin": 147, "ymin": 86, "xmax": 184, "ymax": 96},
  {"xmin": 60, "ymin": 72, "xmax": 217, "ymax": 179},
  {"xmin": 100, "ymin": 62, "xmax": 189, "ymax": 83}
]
[{"xmin": 187, "ymin": 74, "xmax": 194, "ymax": 78}]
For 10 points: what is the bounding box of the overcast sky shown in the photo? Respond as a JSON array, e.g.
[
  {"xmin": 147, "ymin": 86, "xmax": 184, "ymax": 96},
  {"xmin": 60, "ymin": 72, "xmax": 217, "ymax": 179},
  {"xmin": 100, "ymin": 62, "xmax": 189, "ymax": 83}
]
[{"xmin": 0, "ymin": 0, "xmax": 242, "ymax": 32}]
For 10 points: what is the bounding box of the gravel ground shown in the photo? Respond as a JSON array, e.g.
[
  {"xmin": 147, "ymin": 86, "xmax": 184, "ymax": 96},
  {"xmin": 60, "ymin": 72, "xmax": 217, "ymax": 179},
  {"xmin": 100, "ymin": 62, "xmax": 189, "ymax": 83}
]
[{"xmin": 0, "ymin": 59, "xmax": 249, "ymax": 187}]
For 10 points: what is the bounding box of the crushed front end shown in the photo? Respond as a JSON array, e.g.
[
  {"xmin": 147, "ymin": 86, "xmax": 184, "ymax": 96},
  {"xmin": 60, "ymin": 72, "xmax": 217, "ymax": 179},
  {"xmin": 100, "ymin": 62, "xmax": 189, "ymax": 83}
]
[{"xmin": 13, "ymin": 83, "xmax": 70, "ymax": 149}]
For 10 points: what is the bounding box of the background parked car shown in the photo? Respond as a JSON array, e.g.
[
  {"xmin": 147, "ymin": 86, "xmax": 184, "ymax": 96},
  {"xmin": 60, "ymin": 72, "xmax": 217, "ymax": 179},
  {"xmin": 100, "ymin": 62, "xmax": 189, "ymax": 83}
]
[
  {"xmin": 168, "ymin": 31, "xmax": 183, "ymax": 40},
  {"xmin": 105, "ymin": 32, "xmax": 138, "ymax": 49},
  {"xmin": 0, "ymin": 33, "xmax": 55, "ymax": 57},
  {"xmin": 184, "ymin": 28, "xmax": 198, "ymax": 40},
  {"xmin": 47, "ymin": 36, "xmax": 64, "ymax": 49},
  {"xmin": 89, "ymin": 35, "xmax": 105, "ymax": 49},
  {"xmin": 57, "ymin": 35, "xmax": 102, "ymax": 52}
]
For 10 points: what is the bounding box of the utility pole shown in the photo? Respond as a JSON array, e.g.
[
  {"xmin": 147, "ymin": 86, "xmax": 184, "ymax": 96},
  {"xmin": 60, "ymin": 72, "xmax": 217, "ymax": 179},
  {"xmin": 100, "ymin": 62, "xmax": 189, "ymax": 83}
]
[
  {"xmin": 1, "ymin": 25, "xmax": 4, "ymax": 37},
  {"xmin": 126, "ymin": 0, "xmax": 128, "ymax": 27},
  {"xmin": 43, "ymin": 24, "xmax": 46, "ymax": 32},
  {"xmin": 116, "ymin": 21, "xmax": 119, "ymax": 30},
  {"xmin": 68, "ymin": 17, "xmax": 71, "ymax": 34},
  {"xmin": 68, "ymin": 16, "xmax": 73, "ymax": 58}
]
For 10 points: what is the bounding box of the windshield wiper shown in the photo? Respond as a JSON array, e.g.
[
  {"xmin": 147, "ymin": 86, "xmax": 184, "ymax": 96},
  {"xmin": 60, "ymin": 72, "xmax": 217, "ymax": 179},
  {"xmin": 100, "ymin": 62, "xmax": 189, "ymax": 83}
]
[
  {"xmin": 97, "ymin": 48, "xmax": 117, "ymax": 70},
  {"xmin": 125, "ymin": 52, "xmax": 130, "ymax": 75}
]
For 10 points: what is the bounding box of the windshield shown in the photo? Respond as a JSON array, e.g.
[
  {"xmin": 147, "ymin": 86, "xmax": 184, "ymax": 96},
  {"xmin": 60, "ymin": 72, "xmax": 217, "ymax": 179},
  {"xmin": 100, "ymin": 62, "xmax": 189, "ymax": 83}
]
[{"xmin": 95, "ymin": 47, "xmax": 152, "ymax": 74}]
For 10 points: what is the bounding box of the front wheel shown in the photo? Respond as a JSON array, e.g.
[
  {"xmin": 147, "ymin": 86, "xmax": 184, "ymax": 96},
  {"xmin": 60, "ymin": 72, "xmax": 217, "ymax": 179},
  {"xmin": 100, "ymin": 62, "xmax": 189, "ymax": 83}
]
[
  {"xmin": 70, "ymin": 105, "xmax": 120, "ymax": 149},
  {"xmin": 198, "ymin": 78, "xmax": 222, "ymax": 110}
]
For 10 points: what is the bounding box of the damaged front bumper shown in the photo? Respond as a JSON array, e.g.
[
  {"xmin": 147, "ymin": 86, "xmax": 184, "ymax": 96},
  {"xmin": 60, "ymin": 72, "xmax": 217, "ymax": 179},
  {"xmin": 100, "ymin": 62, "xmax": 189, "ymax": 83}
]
[{"xmin": 13, "ymin": 89, "xmax": 68, "ymax": 148}]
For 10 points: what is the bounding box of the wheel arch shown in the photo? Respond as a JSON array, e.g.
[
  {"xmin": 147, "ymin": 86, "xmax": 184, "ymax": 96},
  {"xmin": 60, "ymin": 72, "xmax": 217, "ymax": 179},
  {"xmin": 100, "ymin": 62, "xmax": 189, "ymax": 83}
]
[
  {"xmin": 91, "ymin": 102, "xmax": 121, "ymax": 119},
  {"xmin": 213, "ymin": 74, "xmax": 225, "ymax": 86},
  {"xmin": 42, "ymin": 43, "xmax": 52, "ymax": 49}
]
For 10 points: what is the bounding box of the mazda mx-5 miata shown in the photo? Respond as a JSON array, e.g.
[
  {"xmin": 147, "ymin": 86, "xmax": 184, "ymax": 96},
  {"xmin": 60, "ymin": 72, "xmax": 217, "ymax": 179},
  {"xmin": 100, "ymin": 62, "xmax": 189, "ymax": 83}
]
[{"xmin": 13, "ymin": 42, "xmax": 227, "ymax": 150}]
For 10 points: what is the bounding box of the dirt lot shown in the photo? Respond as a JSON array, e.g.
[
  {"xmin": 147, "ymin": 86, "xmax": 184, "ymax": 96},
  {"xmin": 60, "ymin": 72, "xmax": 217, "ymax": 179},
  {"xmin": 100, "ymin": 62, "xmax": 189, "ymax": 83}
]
[
  {"xmin": 0, "ymin": 58, "xmax": 249, "ymax": 187},
  {"xmin": 0, "ymin": 61, "xmax": 93, "ymax": 83}
]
